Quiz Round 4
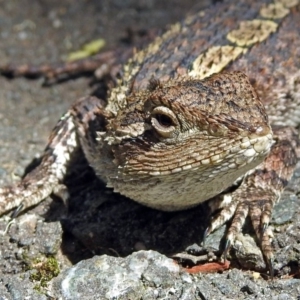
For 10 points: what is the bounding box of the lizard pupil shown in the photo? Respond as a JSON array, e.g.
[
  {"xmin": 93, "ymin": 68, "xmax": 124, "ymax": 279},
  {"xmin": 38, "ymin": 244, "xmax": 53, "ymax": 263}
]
[{"xmin": 155, "ymin": 114, "xmax": 173, "ymax": 127}]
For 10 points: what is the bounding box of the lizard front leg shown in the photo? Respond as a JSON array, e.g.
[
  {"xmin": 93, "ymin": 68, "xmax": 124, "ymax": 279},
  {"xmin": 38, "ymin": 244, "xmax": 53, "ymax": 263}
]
[
  {"xmin": 206, "ymin": 126, "xmax": 300, "ymax": 273},
  {"xmin": 0, "ymin": 96, "xmax": 106, "ymax": 215}
]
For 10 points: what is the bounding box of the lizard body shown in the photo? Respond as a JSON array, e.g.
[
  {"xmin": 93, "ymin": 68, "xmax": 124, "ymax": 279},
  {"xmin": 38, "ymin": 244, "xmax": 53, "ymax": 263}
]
[{"xmin": 0, "ymin": 0, "xmax": 300, "ymax": 272}]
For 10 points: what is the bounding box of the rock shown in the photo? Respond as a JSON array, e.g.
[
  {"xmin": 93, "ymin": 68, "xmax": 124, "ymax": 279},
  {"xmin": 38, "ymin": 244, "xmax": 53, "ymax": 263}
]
[{"xmin": 50, "ymin": 250, "xmax": 183, "ymax": 300}]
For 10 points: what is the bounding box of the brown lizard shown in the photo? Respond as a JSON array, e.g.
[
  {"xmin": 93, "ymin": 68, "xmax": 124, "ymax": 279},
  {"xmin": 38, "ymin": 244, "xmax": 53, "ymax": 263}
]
[{"xmin": 0, "ymin": 0, "xmax": 300, "ymax": 276}]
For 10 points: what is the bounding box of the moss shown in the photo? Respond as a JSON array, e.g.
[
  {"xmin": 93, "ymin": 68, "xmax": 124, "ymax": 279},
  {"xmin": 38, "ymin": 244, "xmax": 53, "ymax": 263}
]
[{"xmin": 28, "ymin": 256, "xmax": 60, "ymax": 291}]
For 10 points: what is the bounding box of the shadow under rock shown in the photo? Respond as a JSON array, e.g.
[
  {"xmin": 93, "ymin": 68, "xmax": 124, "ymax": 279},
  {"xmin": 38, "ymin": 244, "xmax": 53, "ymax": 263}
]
[{"xmin": 42, "ymin": 154, "xmax": 211, "ymax": 264}]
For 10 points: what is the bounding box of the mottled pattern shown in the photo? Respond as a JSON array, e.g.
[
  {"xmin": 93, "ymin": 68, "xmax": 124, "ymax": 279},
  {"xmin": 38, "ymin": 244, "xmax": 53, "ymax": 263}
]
[{"xmin": 0, "ymin": 0, "xmax": 299, "ymax": 273}]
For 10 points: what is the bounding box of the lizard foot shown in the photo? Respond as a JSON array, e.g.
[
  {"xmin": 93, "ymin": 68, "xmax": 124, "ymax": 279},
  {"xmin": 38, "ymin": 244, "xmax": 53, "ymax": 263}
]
[{"xmin": 204, "ymin": 126, "xmax": 300, "ymax": 276}]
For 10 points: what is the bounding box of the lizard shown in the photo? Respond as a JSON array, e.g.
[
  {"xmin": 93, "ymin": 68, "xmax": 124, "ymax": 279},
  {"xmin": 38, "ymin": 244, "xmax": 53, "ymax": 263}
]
[{"xmin": 0, "ymin": 0, "xmax": 300, "ymax": 276}]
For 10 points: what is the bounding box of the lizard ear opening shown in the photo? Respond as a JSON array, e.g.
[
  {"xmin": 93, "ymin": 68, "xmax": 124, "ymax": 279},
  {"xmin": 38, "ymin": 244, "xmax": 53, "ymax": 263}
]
[{"xmin": 151, "ymin": 106, "xmax": 178, "ymax": 138}]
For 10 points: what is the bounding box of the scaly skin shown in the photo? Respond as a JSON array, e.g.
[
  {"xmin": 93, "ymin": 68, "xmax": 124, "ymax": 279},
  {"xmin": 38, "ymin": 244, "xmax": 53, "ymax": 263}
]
[{"xmin": 0, "ymin": 0, "xmax": 300, "ymax": 275}]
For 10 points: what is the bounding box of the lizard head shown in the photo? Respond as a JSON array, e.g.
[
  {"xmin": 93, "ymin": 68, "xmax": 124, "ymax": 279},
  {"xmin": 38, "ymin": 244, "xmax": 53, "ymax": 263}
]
[{"xmin": 104, "ymin": 71, "xmax": 273, "ymax": 210}]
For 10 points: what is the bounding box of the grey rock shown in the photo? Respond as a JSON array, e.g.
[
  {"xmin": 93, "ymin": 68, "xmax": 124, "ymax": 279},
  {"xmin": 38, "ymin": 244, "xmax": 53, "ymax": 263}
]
[
  {"xmin": 233, "ymin": 233, "xmax": 266, "ymax": 272},
  {"xmin": 50, "ymin": 250, "xmax": 182, "ymax": 300},
  {"xmin": 35, "ymin": 221, "xmax": 62, "ymax": 255},
  {"xmin": 0, "ymin": 272, "xmax": 48, "ymax": 300}
]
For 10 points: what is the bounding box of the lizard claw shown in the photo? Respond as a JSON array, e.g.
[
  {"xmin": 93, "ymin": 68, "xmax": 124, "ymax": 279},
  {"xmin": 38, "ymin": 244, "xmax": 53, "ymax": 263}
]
[
  {"xmin": 10, "ymin": 203, "xmax": 24, "ymax": 219},
  {"xmin": 267, "ymin": 257, "xmax": 274, "ymax": 279},
  {"xmin": 261, "ymin": 222, "xmax": 268, "ymax": 235},
  {"xmin": 202, "ymin": 227, "xmax": 211, "ymax": 246},
  {"xmin": 223, "ymin": 238, "xmax": 231, "ymax": 262}
]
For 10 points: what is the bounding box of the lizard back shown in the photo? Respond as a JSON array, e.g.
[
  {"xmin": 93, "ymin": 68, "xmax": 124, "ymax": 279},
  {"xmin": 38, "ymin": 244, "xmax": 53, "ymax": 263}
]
[{"xmin": 107, "ymin": 0, "xmax": 300, "ymax": 127}]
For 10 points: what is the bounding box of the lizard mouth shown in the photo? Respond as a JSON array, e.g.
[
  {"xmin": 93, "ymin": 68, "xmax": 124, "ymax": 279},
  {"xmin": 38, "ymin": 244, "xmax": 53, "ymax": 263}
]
[
  {"xmin": 227, "ymin": 131, "xmax": 273, "ymax": 168},
  {"xmin": 114, "ymin": 128, "xmax": 273, "ymax": 179}
]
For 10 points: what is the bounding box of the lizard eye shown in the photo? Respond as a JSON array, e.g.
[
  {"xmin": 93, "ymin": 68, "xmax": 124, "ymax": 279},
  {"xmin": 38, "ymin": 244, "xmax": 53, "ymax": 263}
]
[{"xmin": 151, "ymin": 106, "xmax": 178, "ymax": 137}]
